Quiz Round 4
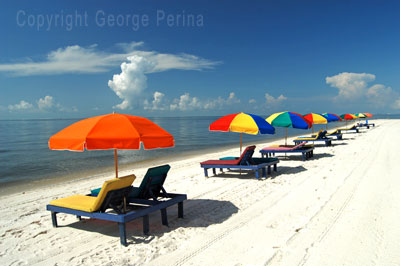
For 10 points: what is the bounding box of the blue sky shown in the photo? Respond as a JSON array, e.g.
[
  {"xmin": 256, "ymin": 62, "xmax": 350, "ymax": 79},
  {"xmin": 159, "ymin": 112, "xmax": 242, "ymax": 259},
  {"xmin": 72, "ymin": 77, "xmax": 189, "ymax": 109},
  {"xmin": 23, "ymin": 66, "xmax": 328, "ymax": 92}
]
[{"xmin": 1, "ymin": 0, "xmax": 399, "ymax": 119}]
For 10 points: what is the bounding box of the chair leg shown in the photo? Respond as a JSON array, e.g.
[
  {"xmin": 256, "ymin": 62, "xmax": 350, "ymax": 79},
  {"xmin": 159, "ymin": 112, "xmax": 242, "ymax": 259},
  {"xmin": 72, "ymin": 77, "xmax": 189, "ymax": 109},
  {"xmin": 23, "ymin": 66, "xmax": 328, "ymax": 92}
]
[
  {"xmin": 274, "ymin": 164, "xmax": 277, "ymax": 172},
  {"xmin": 118, "ymin": 222, "xmax": 127, "ymax": 246},
  {"xmin": 51, "ymin": 212, "xmax": 58, "ymax": 228},
  {"xmin": 161, "ymin": 208, "xmax": 168, "ymax": 226},
  {"xmin": 178, "ymin": 202, "xmax": 184, "ymax": 218},
  {"xmin": 262, "ymin": 167, "xmax": 266, "ymax": 177},
  {"xmin": 76, "ymin": 215, "xmax": 81, "ymax": 221},
  {"xmin": 255, "ymin": 169, "xmax": 259, "ymax": 179},
  {"xmin": 267, "ymin": 166, "xmax": 271, "ymax": 175},
  {"xmin": 212, "ymin": 168, "xmax": 216, "ymax": 175},
  {"xmin": 143, "ymin": 215, "xmax": 149, "ymax": 235},
  {"xmin": 204, "ymin": 168, "xmax": 208, "ymax": 177}
]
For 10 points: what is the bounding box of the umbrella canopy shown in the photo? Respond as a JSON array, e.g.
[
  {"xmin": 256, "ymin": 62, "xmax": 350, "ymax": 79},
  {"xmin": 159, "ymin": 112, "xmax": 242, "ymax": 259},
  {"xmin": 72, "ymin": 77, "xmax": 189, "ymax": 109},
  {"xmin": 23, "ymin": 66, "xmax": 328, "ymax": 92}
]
[
  {"xmin": 340, "ymin": 114, "xmax": 357, "ymax": 120},
  {"xmin": 266, "ymin": 111, "xmax": 311, "ymax": 145},
  {"xmin": 49, "ymin": 113, "xmax": 174, "ymax": 178},
  {"xmin": 355, "ymin": 113, "xmax": 367, "ymax": 118},
  {"xmin": 321, "ymin": 113, "xmax": 342, "ymax": 122},
  {"xmin": 363, "ymin": 113, "xmax": 373, "ymax": 118},
  {"xmin": 210, "ymin": 112, "xmax": 275, "ymax": 154},
  {"xmin": 303, "ymin": 113, "xmax": 328, "ymax": 133}
]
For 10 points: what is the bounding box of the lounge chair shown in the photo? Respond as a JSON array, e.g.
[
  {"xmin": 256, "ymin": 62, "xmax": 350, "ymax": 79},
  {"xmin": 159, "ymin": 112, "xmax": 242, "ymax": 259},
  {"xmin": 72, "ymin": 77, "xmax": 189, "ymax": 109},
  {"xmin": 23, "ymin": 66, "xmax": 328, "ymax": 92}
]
[
  {"xmin": 356, "ymin": 122, "xmax": 375, "ymax": 129},
  {"xmin": 200, "ymin": 145, "xmax": 279, "ymax": 179},
  {"xmin": 259, "ymin": 142, "xmax": 314, "ymax": 161},
  {"xmin": 47, "ymin": 167, "xmax": 187, "ymax": 246},
  {"xmin": 337, "ymin": 125, "xmax": 359, "ymax": 133},
  {"xmin": 310, "ymin": 129, "xmax": 343, "ymax": 140},
  {"xmin": 293, "ymin": 130, "xmax": 332, "ymax": 146}
]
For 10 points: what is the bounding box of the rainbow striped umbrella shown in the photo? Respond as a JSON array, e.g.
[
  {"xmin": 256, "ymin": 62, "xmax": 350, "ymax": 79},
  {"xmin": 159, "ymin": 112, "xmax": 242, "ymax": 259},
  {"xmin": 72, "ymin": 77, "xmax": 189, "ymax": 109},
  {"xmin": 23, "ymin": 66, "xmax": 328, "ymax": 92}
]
[
  {"xmin": 322, "ymin": 113, "xmax": 342, "ymax": 122},
  {"xmin": 210, "ymin": 112, "xmax": 275, "ymax": 154},
  {"xmin": 304, "ymin": 113, "xmax": 328, "ymax": 133},
  {"xmin": 355, "ymin": 113, "xmax": 367, "ymax": 118},
  {"xmin": 321, "ymin": 113, "xmax": 342, "ymax": 130},
  {"xmin": 340, "ymin": 113, "xmax": 357, "ymax": 126},
  {"xmin": 266, "ymin": 111, "xmax": 311, "ymax": 145},
  {"xmin": 363, "ymin": 113, "xmax": 373, "ymax": 118},
  {"xmin": 340, "ymin": 114, "xmax": 357, "ymax": 120}
]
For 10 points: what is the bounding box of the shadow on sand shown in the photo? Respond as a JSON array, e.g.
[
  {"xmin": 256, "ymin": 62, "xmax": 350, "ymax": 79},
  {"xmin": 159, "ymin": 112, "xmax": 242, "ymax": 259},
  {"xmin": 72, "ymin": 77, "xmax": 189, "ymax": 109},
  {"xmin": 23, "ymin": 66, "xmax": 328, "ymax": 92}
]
[{"xmin": 59, "ymin": 198, "xmax": 239, "ymax": 245}]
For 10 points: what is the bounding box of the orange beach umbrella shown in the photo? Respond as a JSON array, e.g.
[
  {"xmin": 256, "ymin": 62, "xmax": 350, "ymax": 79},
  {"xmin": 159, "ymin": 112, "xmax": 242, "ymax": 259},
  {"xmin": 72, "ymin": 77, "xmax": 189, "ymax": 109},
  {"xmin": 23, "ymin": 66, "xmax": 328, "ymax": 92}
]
[{"xmin": 49, "ymin": 113, "xmax": 174, "ymax": 178}]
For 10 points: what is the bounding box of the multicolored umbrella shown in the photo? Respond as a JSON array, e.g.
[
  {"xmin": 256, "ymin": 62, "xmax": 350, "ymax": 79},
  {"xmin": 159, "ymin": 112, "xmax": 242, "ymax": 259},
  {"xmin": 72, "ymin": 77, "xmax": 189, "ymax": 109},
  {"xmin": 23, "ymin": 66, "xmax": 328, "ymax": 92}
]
[
  {"xmin": 363, "ymin": 113, "xmax": 373, "ymax": 118},
  {"xmin": 303, "ymin": 113, "xmax": 328, "ymax": 132},
  {"xmin": 210, "ymin": 112, "xmax": 275, "ymax": 154},
  {"xmin": 340, "ymin": 114, "xmax": 357, "ymax": 120},
  {"xmin": 49, "ymin": 113, "xmax": 174, "ymax": 178},
  {"xmin": 340, "ymin": 113, "xmax": 357, "ymax": 126},
  {"xmin": 355, "ymin": 113, "xmax": 367, "ymax": 118},
  {"xmin": 321, "ymin": 113, "xmax": 342, "ymax": 130},
  {"xmin": 322, "ymin": 113, "xmax": 342, "ymax": 122},
  {"xmin": 266, "ymin": 111, "xmax": 311, "ymax": 145}
]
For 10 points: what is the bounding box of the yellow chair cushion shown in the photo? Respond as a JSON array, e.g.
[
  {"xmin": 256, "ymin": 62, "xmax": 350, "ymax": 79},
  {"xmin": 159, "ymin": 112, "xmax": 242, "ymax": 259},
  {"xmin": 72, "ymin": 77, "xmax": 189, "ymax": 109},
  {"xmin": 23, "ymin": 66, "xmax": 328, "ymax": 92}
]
[{"xmin": 49, "ymin": 174, "xmax": 136, "ymax": 212}]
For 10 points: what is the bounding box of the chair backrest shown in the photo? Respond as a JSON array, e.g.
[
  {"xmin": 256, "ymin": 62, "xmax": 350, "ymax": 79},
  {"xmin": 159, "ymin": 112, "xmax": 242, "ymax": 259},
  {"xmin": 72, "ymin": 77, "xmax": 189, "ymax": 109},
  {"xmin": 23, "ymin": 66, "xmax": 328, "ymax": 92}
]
[
  {"xmin": 92, "ymin": 174, "xmax": 136, "ymax": 212},
  {"xmin": 293, "ymin": 142, "xmax": 306, "ymax": 149},
  {"xmin": 238, "ymin": 145, "xmax": 256, "ymax": 165},
  {"xmin": 136, "ymin": 164, "xmax": 171, "ymax": 199},
  {"xmin": 318, "ymin": 130, "xmax": 327, "ymax": 138}
]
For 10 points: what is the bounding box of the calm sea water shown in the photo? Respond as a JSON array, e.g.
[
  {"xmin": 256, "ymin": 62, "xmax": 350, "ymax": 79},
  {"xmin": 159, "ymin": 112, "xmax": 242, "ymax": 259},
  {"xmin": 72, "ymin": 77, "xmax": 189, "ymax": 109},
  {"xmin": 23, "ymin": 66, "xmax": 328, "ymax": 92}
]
[{"xmin": 0, "ymin": 115, "xmax": 394, "ymax": 185}]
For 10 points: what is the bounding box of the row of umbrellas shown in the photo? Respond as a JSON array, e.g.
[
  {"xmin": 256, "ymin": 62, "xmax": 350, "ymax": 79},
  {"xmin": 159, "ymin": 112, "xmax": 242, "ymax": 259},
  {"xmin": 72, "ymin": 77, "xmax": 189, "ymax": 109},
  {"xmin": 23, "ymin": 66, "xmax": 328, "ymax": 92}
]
[
  {"xmin": 210, "ymin": 112, "xmax": 373, "ymax": 150},
  {"xmin": 48, "ymin": 112, "xmax": 372, "ymax": 179}
]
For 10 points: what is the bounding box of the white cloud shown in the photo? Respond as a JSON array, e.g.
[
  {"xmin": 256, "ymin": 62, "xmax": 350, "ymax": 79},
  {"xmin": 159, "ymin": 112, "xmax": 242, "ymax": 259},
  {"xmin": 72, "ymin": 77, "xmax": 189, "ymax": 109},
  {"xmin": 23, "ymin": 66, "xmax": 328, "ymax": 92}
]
[
  {"xmin": 108, "ymin": 55, "xmax": 155, "ymax": 109},
  {"xmin": 7, "ymin": 95, "xmax": 77, "ymax": 113},
  {"xmin": 8, "ymin": 100, "xmax": 33, "ymax": 111},
  {"xmin": 249, "ymin": 99, "xmax": 256, "ymax": 104},
  {"xmin": 170, "ymin": 93, "xmax": 202, "ymax": 111},
  {"xmin": 265, "ymin": 93, "xmax": 287, "ymax": 105},
  {"xmin": 0, "ymin": 42, "xmax": 219, "ymax": 76},
  {"xmin": 37, "ymin": 95, "xmax": 54, "ymax": 110},
  {"xmin": 326, "ymin": 72, "xmax": 375, "ymax": 100},
  {"xmin": 326, "ymin": 72, "xmax": 399, "ymax": 108},
  {"xmin": 393, "ymin": 98, "xmax": 400, "ymax": 109},
  {"xmin": 203, "ymin": 92, "xmax": 240, "ymax": 110},
  {"xmin": 144, "ymin": 91, "xmax": 168, "ymax": 111},
  {"xmin": 144, "ymin": 91, "xmax": 240, "ymax": 111}
]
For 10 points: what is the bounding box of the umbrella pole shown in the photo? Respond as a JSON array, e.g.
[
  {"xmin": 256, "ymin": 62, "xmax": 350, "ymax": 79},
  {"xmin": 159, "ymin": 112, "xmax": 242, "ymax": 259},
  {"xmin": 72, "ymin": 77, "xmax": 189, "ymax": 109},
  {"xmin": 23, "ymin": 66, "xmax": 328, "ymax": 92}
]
[
  {"xmin": 240, "ymin": 133, "xmax": 243, "ymax": 175},
  {"xmin": 285, "ymin": 128, "xmax": 287, "ymax": 146},
  {"xmin": 240, "ymin": 132, "xmax": 243, "ymax": 156},
  {"xmin": 312, "ymin": 125, "xmax": 314, "ymax": 133},
  {"xmin": 114, "ymin": 149, "xmax": 118, "ymax": 178}
]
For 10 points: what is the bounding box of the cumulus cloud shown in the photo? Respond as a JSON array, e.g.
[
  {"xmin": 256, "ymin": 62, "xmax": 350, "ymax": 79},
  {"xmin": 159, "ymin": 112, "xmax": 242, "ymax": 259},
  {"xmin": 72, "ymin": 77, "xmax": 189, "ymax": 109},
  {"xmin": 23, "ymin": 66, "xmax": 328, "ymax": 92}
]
[
  {"xmin": 326, "ymin": 72, "xmax": 399, "ymax": 108},
  {"xmin": 37, "ymin": 95, "xmax": 54, "ymax": 110},
  {"xmin": 393, "ymin": 98, "xmax": 400, "ymax": 109},
  {"xmin": 326, "ymin": 72, "xmax": 376, "ymax": 99},
  {"xmin": 265, "ymin": 93, "xmax": 287, "ymax": 105},
  {"xmin": 248, "ymin": 99, "xmax": 256, "ymax": 104},
  {"xmin": 7, "ymin": 95, "xmax": 77, "ymax": 113},
  {"xmin": 8, "ymin": 100, "xmax": 34, "ymax": 111},
  {"xmin": 108, "ymin": 55, "xmax": 156, "ymax": 109},
  {"xmin": 143, "ymin": 91, "xmax": 240, "ymax": 112},
  {"xmin": 144, "ymin": 91, "xmax": 168, "ymax": 111},
  {"xmin": 0, "ymin": 42, "xmax": 219, "ymax": 77},
  {"xmin": 170, "ymin": 93, "xmax": 202, "ymax": 111}
]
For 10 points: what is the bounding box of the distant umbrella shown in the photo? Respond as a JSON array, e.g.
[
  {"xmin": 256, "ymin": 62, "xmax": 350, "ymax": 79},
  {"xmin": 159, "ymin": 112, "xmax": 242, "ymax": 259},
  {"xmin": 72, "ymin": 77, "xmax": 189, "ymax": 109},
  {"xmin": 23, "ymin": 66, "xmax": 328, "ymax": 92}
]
[
  {"xmin": 303, "ymin": 113, "xmax": 328, "ymax": 133},
  {"xmin": 210, "ymin": 112, "xmax": 275, "ymax": 155},
  {"xmin": 321, "ymin": 113, "xmax": 342, "ymax": 130},
  {"xmin": 266, "ymin": 111, "xmax": 311, "ymax": 145}
]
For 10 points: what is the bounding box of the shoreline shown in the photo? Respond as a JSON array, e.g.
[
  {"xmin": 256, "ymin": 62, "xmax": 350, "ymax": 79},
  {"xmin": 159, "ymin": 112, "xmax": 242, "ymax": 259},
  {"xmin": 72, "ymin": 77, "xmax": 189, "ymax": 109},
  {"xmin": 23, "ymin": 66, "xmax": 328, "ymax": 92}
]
[{"xmin": 0, "ymin": 122, "xmax": 348, "ymax": 197}]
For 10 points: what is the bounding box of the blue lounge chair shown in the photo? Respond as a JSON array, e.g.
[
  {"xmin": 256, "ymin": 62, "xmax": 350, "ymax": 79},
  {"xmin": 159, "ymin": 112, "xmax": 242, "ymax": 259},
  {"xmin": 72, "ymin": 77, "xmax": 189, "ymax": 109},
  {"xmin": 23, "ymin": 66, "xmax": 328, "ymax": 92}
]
[
  {"xmin": 260, "ymin": 142, "xmax": 314, "ymax": 161},
  {"xmin": 293, "ymin": 130, "xmax": 332, "ymax": 146},
  {"xmin": 337, "ymin": 125, "xmax": 359, "ymax": 133},
  {"xmin": 200, "ymin": 145, "xmax": 279, "ymax": 179}
]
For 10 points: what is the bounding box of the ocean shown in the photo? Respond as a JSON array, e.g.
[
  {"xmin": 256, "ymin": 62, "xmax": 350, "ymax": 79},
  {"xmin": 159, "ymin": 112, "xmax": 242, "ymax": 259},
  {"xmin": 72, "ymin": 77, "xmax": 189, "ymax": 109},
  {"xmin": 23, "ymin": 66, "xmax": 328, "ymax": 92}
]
[{"xmin": 0, "ymin": 114, "xmax": 392, "ymax": 186}]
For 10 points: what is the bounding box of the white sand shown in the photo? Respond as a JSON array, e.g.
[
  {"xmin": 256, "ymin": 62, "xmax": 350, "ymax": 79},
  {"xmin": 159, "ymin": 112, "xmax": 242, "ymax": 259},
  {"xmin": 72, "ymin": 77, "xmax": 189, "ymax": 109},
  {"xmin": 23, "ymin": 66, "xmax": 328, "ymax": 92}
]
[{"xmin": 1, "ymin": 119, "xmax": 399, "ymax": 266}]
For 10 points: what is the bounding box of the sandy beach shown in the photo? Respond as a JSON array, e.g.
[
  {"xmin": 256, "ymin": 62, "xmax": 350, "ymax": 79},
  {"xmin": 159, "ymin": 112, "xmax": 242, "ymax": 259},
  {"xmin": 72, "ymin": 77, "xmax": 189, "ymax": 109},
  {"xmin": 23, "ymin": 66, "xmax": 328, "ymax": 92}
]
[{"xmin": 1, "ymin": 119, "xmax": 399, "ymax": 266}]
